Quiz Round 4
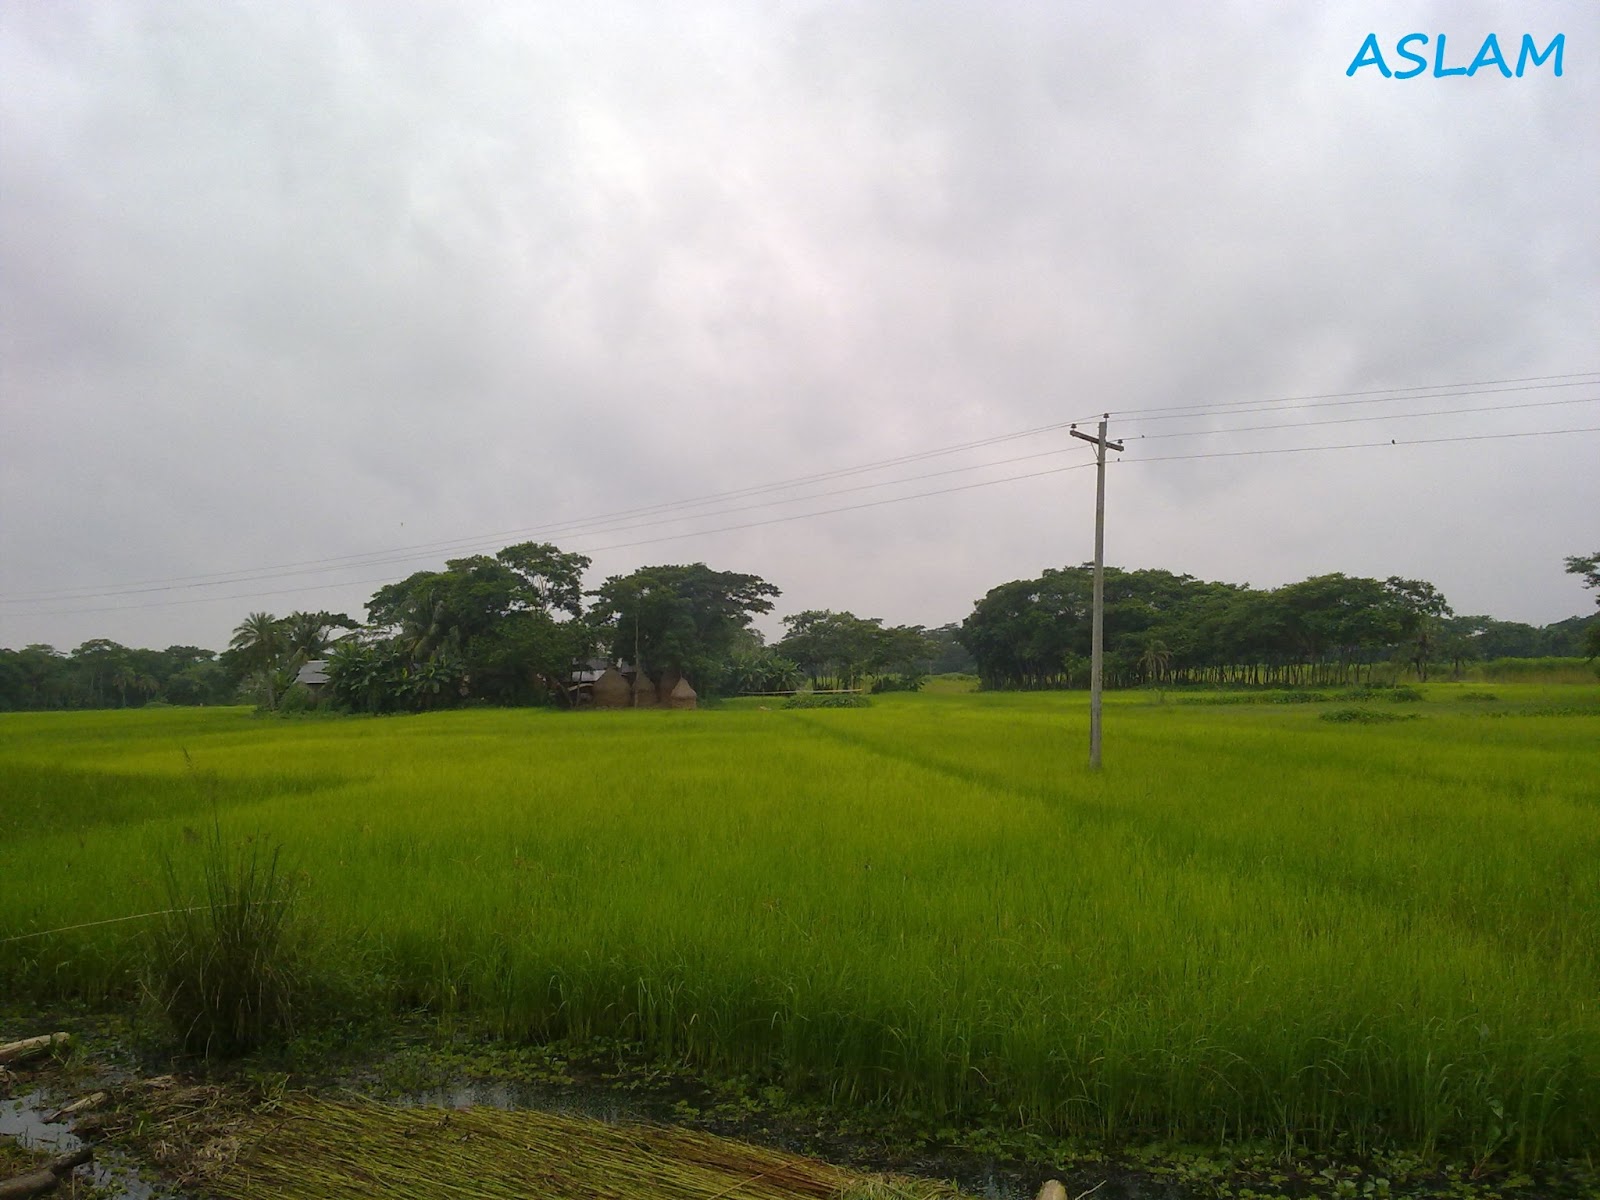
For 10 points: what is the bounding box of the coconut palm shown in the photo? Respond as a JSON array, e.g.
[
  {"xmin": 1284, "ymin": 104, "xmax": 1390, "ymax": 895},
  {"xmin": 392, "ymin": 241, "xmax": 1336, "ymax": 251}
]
[
  {"xmin": 230, "ymin": 612, "xmax": 285, "ymax": 675},
  {"xmin": 1138, "ymin": 638, "xmax": 1172, "ymax": 686},
  {"xmin": 281, "ymin": 610, "xmax": 356, "ymax": 666}
]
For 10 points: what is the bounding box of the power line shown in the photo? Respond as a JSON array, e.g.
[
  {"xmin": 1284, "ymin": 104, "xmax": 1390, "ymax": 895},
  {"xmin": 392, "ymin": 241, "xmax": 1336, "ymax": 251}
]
[
  {"xmin": 1117, "ymin": 424, "xmax": 1600, "ymax": 466},
  {"xmin": 1108, "ymin": 371, "xmax": 1599, "ymax": 422},
  {"xmin": 0, "ymin": 412, "xmax": 1109, "ymax": 602},
  {"xmin": 4, "ymin": 438, "xmax": 1105, "ymax": 605},
  {"xmin": 7, "ymin": 369, "xmax": 1592, "ymax": 605},
  {"xmin": 1127, "ymin": 395, "xmax": 1597, "ymax": 441},
  {"xmin": 10, "ymin": 425, "xmax": 1597, "ymax": 620},
  {"xmin": 14, "ymin": 390, "xmax": 1589, "ymax": 607}
]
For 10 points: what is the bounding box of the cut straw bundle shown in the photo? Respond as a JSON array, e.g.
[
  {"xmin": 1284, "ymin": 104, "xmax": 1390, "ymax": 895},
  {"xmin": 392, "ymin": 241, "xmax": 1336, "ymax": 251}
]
[{"xmin": 212, "ymin": 1097, "xmax": 965, "ymax": 1200}]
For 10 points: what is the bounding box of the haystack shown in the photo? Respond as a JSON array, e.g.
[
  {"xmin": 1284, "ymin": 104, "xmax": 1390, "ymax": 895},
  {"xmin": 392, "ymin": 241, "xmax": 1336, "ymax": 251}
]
[
  {"xmin": 630, "ymin": 670, "xmax": 658, "ymax": 708},
  {"xmin": 666, "ymin": 676, "xmax": 698, "ymax": 710},
  {"xmin": 590, "ymin": 667, "xmax": 630, "ymax": 708}
]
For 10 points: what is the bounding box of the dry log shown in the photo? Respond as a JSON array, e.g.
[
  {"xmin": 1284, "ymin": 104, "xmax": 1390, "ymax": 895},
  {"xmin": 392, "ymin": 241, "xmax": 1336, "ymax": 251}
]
[
  {"xmin": 45, "ymin": 1092, "xmax": 106, "ymax": 1124},
  {"xmin": 0, "ymin": 1035, "xmax": 69, "ymax": 1067},
  {"xmin": 0, "ymin": 1147, "xmax": 93, "ymax": 1199}
]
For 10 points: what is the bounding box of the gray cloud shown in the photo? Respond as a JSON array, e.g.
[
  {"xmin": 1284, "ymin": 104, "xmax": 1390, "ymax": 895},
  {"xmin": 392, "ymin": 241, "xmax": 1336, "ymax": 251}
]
[{"xmin": 3, "ymin": 1, "xmax": 1596, "ymax": 653}]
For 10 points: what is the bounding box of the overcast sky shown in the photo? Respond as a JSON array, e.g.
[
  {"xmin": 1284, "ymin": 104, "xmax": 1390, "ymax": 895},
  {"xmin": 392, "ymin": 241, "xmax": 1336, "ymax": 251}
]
[{"xmin": 3, "ymin": 1, "xmax": 1596, "ymax": 654}]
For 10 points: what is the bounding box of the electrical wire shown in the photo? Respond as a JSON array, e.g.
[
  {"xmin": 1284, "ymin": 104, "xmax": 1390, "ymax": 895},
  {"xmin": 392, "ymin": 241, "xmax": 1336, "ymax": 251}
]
[
  {"xmin": 6, "ymin": 370, "xmax": 1593, "ymax": 605},
  {"xmin": 1117, "ymin": 425, "xmax": 1600, "ymax": 466},
  {"xmin": 0, "ymin": 412, "xmax": 1109, "ymax": 602},
  {"xmin": 11, "ymin": 390, "xmax": 1592, "ymax": 607},
  {"xmin": 1126, "ymin": 395, "xmax": 1596, "ymax": 441},
  {"xmin": 10, "ymin": 424, "xmax": 1597, "ymax": 619},
  {"xmin": 1108, "ymin": 372, "xmax": 1599, "ymax": 422}
]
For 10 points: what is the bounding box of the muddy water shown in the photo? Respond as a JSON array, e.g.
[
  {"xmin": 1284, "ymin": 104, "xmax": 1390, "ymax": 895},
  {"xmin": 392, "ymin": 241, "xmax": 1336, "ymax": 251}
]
[{"xmin": 0, "ymin": 1089, "xmax": 163, "ymax": 1199}]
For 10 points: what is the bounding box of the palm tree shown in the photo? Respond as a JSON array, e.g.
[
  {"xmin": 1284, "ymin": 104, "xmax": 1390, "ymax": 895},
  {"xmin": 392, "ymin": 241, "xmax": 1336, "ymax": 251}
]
[
  {"xmin": 1138, "ymin": 638, "xmax": 1172, "ymax": 686},
  {"xmin": 230, "ymin": 612, "xmax": 284, "ymax": 675},
  {"xmin": 281, "ymin": 611, "xmax": 353, "ymax": 666}
]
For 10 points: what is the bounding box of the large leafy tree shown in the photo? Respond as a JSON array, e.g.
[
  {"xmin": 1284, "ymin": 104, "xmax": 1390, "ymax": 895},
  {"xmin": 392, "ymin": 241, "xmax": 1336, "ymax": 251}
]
[
  {"xmin": 71, "ymin": 638, "xmax": 133, "ymax": 708},
  {"xmin": 777, "ymin": 610, "xmax": 886, "ymax": 689},
  {"xmin": 1382, "ymin": 577, "xmax": 1453, "ymax": 682},
  {"xmin": 776, "ymin": 611, "xmax": 932, "ymax": 691},
  {"xmin": 358, "ymin": 542, "xmax": 593, "ymax": 707},
  {"xmin": 590, "ymin": 563, "xmax": 780, "ymax": 696},
  {"xmin": 1567, "ymin": 551, "xmax": 1600, "ymax": 660},
  {"xmin": 961, "ymin": 565, "xmax": 1465, "ymax": 689}
]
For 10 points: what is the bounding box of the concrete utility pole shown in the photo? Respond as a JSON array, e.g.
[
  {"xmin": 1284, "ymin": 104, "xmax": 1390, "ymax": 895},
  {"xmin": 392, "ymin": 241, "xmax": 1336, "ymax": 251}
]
[{"xmin": 1070, "ymin": 417, "xmax": 1123, "ymax": 769}]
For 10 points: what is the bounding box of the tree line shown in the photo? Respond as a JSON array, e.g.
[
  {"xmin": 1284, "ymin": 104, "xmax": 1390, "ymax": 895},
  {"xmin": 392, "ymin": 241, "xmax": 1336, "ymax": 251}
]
[
  {"xmin": 2, "ymin": 547, "xmax": 1593, "ymax": 711},
  {"xmin": 961, "ymin": 559, "xmax": 1598, "ymax": 691}
]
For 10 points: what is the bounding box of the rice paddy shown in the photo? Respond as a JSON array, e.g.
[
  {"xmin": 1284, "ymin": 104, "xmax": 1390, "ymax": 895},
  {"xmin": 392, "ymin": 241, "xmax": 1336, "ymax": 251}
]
[{"xmin": 2, "ymin": 684, "xmax": 1597, "ymax": 1160}]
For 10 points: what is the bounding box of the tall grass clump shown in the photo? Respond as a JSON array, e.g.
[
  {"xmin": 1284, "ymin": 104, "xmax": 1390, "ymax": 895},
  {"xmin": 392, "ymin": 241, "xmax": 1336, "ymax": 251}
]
[{"xmin": 145, "ymin": 828, "xmax": 304, "ymax": 1057}]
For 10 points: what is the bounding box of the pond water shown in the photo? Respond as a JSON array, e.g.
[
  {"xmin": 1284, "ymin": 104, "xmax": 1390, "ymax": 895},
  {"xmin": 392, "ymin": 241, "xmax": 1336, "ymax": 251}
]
[{"xmin": 0, "ymin": 1089, "xmax": 163, "ymax": 1200}]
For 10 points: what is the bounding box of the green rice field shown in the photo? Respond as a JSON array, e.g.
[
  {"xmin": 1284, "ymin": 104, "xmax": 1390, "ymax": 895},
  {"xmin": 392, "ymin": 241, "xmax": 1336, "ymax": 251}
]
[{"xmin": 2, "ymin": 684, "xmax": 1597, "ymax": 1159}]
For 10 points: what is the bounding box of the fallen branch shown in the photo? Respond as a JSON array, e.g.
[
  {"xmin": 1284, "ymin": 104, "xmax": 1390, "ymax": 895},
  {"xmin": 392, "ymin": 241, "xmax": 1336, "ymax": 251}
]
[
  {"xmin": 0, "ymin": 1034, "xmax": 69, "ymax": 1067},
  {"xmin": 0, "ymin": 1147, "xmax": 93, "ymax": 1199}
]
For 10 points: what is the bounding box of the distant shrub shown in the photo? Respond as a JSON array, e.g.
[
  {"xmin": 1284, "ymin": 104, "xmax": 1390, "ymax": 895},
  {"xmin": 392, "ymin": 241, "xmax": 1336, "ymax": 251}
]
[
  {"xmin": 869, "ymin": 672, "xmax": 927, "ymax": 694},
  {"xmin": 1459, "ymin": 691, "xmax": 1499, "ymax": 702},
  {"xmin": 1338, "ymin": 683, "xmax": 1424, "ymax": 703},
  {"xmin": 276, "ymin": 685, "xmax": 319, "ymax": 715},
  {"xmin": 1179, "ymin": 691, "xmax": 1329, "ymax": 706},
  {"xmin": 1486, "ymin": 706, "xmax": 1600, "ymax": 719},
  {"xmin": 1320, "ymin": 708, "xmax": 1420, "ymax": 724},
  {"xmin": 784, "ymin": 693, "xmax": 871, "ymax": 709}
]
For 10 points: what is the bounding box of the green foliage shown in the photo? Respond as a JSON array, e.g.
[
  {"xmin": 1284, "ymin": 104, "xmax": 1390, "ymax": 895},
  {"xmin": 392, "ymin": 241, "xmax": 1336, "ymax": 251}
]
[
  {"xmin": 590, "ymin": 563, "xmax": 780, "ymax": 697},
  {"xmin": 782, "ymin": 692, "xmax": 871, "ymax": 708},
  {"xmin": 727, "ymin": 645, "xmax": 803, "ymax": 693},
  {"xmin": 1569, "ymin": 554, "xmax": 1600, "ymax": 665},
  {"xmin": 275, "ymin": 681, "xmax": 321, "ymax": 715},
  {"xmin": 145, "ymin": 828, "xmax": 304, "ymax": 1057},
  {"xmin": 337, "ymin": 542, "xmax": 595, "ymax": 712},
  {"xmin": 1565, "ymin": 551, "xmax": 1600, "ymax": 599},
  {"xmin": 1467, "ymin": 657, "xmax": 1598, "ymax": 684},
  {"xmin": 1319, "ymin": 707, "xmax": 1421, "ymax": 724},
  {"xmin": 777, "ymin": 610, "xmax": 932, "ymax": 691},
  {"xmin": 960, "ymin": 566, "xmax": 1474, "ymax": 690},
  {"xmin": 924, "ymin": 624, "xmax": 976, "ymax": 675}
]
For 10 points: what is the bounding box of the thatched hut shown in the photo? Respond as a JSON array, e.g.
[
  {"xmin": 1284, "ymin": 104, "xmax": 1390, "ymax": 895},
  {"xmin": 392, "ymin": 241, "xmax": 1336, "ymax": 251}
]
[
  {"xmin": 665, "ymin": 676, "xmax": 698, "ymax": 710},
  {"xmin": 630, "ymin": 670, "xmax": 658, "ymax": 708},
  {"xmin": 590, "ymin": 666, "xmax": 631, "ymax": 708}
]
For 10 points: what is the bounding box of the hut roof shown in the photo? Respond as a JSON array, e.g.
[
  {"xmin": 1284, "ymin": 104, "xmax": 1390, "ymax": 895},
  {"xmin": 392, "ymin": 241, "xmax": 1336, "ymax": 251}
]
[{"xmin": 294, "ymin": 660, "xmax": 330, "ymax": 687}]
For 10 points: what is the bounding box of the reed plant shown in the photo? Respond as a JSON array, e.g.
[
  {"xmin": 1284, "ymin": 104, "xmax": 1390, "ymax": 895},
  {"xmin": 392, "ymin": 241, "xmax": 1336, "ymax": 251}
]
[{"xmin": 144, "ymin": 826, "xmax": 303, "ymax": 1057}]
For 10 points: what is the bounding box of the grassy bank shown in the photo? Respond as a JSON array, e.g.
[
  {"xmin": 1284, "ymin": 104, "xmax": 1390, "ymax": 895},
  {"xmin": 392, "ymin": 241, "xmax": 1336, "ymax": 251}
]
[
  {"xmin": 1460, "ymin": 656, "xmax": 1598, "ymax": 684},
  {"xmin": 2, "ymin": 686, "xmax": 1596, "ymax": 1160}
]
